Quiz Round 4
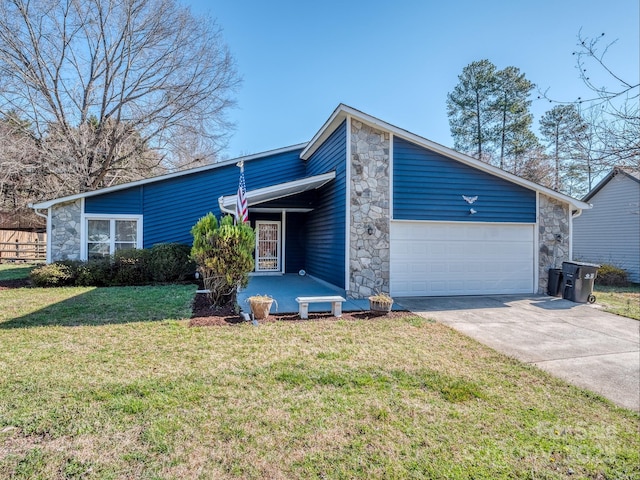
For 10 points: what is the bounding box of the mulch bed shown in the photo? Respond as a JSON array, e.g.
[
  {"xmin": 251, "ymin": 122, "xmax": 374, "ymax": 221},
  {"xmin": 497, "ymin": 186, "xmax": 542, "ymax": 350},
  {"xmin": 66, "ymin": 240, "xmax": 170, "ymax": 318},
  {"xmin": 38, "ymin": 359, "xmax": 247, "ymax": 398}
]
[{"xmin": 189, "ymin": 292, "xmax": 411, "ymax": 327}]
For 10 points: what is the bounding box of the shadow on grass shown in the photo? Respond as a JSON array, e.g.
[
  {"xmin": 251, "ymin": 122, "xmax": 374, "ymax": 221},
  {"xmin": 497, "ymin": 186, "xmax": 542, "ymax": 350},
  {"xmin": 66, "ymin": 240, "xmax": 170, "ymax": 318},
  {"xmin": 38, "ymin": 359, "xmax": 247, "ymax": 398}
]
[
  {"xmin": 0, "ymin": 285, "xmax": 194, "ymax": 329},
  {"xmin": 0, "ymin": 264, "xmax": 36, "ymax": 282}
]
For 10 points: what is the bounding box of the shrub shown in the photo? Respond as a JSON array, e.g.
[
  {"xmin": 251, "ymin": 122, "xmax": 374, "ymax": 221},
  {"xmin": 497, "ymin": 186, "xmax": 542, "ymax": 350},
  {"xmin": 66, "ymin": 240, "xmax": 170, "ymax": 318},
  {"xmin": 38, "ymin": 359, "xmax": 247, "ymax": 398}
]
[
  {"xmin": 75, "ymin": 258, "xmax": 113, "ymax": 286},
  {"xmin": 29, "ymin": 244, "xmax": 197, "ymax": 288},
  {"xmin": 595, "ymin": 264, "xmax": 628, "ymax": 287},
  {"xmin": 149, "ymin": 243, "xmax": 196, "ymax": 282},
  {"xmin": 191, "ymin": 213, "xmax": 255, "ymax": 306},
  {"xmin": 111, "ymin": 249, "xmax": 152, "ymax": 286},
  {"xmin": 30, "ymin": 262, "xmax": 75, "ymax": 287}
]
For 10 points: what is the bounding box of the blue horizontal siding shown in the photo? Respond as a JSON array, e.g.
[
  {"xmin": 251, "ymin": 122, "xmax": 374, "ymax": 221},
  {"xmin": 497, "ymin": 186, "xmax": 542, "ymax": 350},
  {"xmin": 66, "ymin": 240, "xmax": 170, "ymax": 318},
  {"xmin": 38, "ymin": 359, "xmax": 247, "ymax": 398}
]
[
  {"xmin": 141, "ymin": 148, "xmax": 306, "ymax": 247},
  {"xmin": 393, "ymin": 137, "xmax": 536, "ymax": 223},
  {"xmin": 85, "ymin": 187, "xmax": 143, "ymax": 214},
  {"xmin": 304, "ymin": 120, "xmax": 347, "ymax": 288}
]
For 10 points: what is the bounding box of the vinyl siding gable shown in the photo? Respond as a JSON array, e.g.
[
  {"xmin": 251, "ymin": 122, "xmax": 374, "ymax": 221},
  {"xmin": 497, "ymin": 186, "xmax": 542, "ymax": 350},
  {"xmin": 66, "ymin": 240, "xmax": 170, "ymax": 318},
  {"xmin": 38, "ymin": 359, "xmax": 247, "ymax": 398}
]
[{"xmin": 393, "ymin": 137, "xmax": 536, "ymax": 223}]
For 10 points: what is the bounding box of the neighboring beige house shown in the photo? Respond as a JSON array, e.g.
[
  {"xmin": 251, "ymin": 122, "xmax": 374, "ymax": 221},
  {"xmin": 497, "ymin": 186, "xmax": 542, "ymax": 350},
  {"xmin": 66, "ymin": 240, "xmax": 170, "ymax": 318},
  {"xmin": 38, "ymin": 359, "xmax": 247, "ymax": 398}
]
[{"xmin": 573, "ymin": 167, "xmax": 640, "ymax": 283}]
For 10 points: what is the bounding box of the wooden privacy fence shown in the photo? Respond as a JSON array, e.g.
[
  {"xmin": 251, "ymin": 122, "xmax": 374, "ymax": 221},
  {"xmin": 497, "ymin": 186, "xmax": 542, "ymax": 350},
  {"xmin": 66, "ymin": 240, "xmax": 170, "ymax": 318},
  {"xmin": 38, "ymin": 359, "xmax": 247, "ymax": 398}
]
[{"xmin": 0, "ymin": 231, "xmax": 46, "ymax": 262}]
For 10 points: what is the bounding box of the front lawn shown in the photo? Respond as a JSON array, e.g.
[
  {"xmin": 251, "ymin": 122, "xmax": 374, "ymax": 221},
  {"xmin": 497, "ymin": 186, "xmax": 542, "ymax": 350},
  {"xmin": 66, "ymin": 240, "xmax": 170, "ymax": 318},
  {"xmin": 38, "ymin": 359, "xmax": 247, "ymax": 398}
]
[
  {"xmin": 0, "ymin": 284, "xmax": 638, "ymax": 479},
  {"xmin": 595, "ymin": 284, "xmax": 640, "ymax": 320}
]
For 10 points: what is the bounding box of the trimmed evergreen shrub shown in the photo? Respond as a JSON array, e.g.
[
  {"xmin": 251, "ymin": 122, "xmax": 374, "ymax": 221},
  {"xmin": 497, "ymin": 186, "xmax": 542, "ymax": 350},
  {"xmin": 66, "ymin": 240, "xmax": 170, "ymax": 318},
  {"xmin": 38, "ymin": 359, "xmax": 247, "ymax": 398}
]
[
  {"xmin": 75, "ymin": 258, "xmax": 114, "ymax": 286},
  {"xmin": 595, "ymin": 264, "xmax": 628, "ymax": 287},
  {"xmin": 191, "ymin": 213, "xmax": 255, "ymax": 306},
  {"xmin": 149, "ymin": 243, "xmax": 196, "ymax": 282},
  {"xmin": 29, "ymin": 243, "xmax": 198, "ymax": 288},
  {"xmin": 111, "ymin": 249, "xmax": 152, "ymax": 286}
]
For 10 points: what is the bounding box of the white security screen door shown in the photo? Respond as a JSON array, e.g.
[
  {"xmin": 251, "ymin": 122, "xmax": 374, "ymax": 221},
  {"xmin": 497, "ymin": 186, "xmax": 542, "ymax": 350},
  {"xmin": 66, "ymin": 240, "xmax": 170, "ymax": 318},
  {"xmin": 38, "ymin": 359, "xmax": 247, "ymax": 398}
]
[{"xmin": 255, "ymin": 221, "xmax": 281, "ymax": 272}]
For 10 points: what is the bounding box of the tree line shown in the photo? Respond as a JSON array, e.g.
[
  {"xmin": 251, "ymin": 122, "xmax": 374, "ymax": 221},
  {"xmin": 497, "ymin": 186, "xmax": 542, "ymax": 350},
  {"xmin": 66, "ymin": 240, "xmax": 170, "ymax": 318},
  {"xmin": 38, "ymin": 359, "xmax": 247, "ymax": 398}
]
[
  {"xmin": 447, "ymin": 33, "xmax": 639, "ymax": 198},
  {"xmin": 0, "ymin": 0, "xmax": 239, "ymax": 224}
]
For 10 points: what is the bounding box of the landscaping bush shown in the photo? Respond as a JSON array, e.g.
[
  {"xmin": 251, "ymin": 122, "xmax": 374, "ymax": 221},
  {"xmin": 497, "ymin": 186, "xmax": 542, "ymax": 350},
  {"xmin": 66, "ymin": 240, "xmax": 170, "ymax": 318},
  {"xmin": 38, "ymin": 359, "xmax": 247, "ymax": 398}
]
[
  {"xmin": 29, "ymin": 244, "xmax": 197, "ymax": 288},
  {"xmin": 595, "ymin": 264, "xmax": 628, "ymax": 287},
  {"xmin": 75, "ymin": 258, "xmax": 113, "ymax": 286},
  {"xmin": 149, "ymin": 243, "xmax": 196, "ymax": 282},
  {"xmin": 191, "ymin": 213, "xmax": 255, "ymax": 306},
  {"xmin": 30, "ymin": 262, "xmax": 75, "ymax": 287},
  {"xmin": 111, "ymin": 249, "xmax": 152, "ymax": 285}
]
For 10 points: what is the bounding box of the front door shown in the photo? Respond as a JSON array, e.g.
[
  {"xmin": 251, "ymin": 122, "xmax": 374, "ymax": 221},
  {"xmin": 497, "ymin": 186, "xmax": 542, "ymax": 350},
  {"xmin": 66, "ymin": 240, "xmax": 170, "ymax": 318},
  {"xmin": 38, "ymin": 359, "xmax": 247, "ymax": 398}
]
[{"xmin": 255, "ymin": 221, "xmax": 281, "ymax": 272}]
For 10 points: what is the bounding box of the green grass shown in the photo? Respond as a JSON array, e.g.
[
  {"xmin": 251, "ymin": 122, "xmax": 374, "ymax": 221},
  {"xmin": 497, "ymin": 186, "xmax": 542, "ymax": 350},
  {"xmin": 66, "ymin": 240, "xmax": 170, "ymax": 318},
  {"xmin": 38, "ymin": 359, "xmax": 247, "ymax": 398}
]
[
  {"xmin": 0, "ymin": 284, "xmax": 638, "ymax": 479},
  {"xmin": 594, "ymin": 284, "xmax": 640, "ymax": 320}
]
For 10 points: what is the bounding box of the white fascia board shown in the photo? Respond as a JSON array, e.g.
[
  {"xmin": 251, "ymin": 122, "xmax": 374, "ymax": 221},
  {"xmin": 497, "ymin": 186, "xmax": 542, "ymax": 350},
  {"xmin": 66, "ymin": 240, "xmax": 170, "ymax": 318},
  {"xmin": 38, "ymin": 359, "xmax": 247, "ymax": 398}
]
[
  {"xmin": 29, "ymin": 143, "xmax": 308, "ymax": 210},
  {"xmin": 302, "ymin": 104, "xmax": 591, "ymax": 211},
  {"xmin": 220, "ymin": 171, "xmax": 336, "ymax": 208}
]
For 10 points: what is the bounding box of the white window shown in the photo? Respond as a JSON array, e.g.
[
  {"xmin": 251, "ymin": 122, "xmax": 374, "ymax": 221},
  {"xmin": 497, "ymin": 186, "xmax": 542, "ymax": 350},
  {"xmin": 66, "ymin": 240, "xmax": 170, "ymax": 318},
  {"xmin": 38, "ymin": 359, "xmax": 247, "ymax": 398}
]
[{"xmin": 85, "ymin": 216, "xmax": 142, "ymax": 259}]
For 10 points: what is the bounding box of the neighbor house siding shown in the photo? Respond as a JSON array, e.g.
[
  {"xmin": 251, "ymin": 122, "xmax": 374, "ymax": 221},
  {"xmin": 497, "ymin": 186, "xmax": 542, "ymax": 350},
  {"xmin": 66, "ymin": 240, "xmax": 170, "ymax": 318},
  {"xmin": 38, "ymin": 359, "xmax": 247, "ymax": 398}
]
[
  {"xmin": 393, "ymin": 137, "xmax": 536, "ymax": 223},
  {"xmin": 573, "ymin": 173, "xmax": 640, "ymax": 282},
  {"xmin": 304, "ymin": 120, "xmax": 347, "ymax": 287}
]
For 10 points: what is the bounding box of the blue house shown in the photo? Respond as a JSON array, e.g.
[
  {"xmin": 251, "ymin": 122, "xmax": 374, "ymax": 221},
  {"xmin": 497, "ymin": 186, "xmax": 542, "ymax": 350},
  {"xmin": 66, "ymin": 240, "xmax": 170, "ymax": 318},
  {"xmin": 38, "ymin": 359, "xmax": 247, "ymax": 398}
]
[{"xmin": 31, "ymin": 105, "xmax": 590, "ymax": 297}]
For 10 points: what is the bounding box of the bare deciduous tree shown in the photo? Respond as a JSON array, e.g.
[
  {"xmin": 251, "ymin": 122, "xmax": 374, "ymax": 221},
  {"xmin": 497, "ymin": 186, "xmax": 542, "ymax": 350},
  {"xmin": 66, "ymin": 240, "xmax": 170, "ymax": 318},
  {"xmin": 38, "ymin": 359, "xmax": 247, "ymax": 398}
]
[
  {"xmin": 540, "ymin": 32, "xmax": 639, "ymax": 187},
  {"xmin": 0, "ymin": 0, "xmax": 239, "ymax": 197},
  {"xmin": 573, "ymin": 32, "xmax": 639, "ymax": 169}
]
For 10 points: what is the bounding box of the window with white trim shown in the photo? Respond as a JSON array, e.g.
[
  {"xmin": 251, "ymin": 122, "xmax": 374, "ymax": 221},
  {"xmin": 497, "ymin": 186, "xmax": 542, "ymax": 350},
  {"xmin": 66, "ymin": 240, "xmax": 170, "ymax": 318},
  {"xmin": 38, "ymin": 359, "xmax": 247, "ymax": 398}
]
[{"xmin": 87, "ymin": 218, "xmax": 141, "ymax": 259}]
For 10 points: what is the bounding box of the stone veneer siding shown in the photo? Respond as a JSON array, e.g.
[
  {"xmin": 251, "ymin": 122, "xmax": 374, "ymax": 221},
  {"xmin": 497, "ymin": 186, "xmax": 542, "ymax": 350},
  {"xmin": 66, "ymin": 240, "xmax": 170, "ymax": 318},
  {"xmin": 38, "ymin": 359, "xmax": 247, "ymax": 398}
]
[
  {"xmin": 538, "ymin": 194, "xmax": 570, "ymax": 294},
  {"xmin": 349, "ymin": 120, "xmax": 391, "ymax": 298},
  {"xmin": 50, "ymin": 200, "xmax": 82, "ymax": 261}
]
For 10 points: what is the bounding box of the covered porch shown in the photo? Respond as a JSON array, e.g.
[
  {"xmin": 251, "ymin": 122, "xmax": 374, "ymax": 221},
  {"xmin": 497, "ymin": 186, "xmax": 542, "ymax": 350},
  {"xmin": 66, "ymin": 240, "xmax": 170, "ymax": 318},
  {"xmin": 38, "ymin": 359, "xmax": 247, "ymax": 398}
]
[
  {"xmin": 220, "ymin": 171, "xmax": 346, "ymax": 290},
  {"xmin": 237, "ymin": 274, "xmax": 378, "ymax": 314}
]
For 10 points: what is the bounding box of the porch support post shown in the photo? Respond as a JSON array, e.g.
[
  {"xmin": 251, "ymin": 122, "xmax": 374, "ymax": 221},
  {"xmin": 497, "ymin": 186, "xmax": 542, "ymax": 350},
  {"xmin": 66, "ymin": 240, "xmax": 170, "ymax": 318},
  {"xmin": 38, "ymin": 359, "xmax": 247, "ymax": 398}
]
[{"xmin": 281, "ymin": 209, "xmax": 286, "ymax": 274}]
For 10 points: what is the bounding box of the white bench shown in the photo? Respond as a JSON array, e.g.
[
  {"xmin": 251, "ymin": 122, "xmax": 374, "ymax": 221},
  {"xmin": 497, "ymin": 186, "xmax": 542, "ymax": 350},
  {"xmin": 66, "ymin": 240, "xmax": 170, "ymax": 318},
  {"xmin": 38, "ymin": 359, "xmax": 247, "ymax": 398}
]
[{"xmin": 295, "ymin": 295, "xmax": 346, "ymax": 319}]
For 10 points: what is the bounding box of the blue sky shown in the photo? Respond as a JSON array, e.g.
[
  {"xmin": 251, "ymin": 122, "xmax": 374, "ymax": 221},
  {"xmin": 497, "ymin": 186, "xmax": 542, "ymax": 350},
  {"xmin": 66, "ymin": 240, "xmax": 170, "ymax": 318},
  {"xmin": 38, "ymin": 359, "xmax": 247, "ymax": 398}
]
[{"xmin": 187, "ymin": 0, "xmax": 639, "ymax": 160}]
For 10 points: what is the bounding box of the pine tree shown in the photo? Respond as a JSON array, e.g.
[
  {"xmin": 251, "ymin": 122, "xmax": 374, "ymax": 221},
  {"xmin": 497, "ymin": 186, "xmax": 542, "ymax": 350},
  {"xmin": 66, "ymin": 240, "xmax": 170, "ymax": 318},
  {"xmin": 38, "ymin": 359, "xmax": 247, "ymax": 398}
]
[
  {"xmin": 539, "ymin": 105, "xmax": 588, "ymax": 193},
  {"xmin": 492, "ymin": 66, "xmax": 538, "ymax": 172},
  {"xmin": 447, "ymin": 61, "xmax": 538, "ymax": 170},
  {"xmin": 447, "ymin": 60, "xmax": 498, "ymax": 161}
]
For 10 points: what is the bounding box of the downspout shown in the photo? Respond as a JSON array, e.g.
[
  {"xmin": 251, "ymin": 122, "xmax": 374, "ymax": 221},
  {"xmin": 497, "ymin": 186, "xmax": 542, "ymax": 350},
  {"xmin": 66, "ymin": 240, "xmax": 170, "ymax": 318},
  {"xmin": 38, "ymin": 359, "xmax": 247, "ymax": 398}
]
[{"xmin": 568, "ymin": 206, "xmax": 587, "ymax": 262}]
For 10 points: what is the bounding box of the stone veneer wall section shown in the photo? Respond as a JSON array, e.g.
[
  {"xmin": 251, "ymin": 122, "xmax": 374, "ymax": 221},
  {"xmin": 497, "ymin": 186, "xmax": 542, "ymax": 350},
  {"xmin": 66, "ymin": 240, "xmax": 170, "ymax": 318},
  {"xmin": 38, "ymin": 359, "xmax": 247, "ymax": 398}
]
[
  {"xmin": 538, "ymin": 194, "xmax": 570, "ymax": 294},
  {"xmin": 349, "ymin": 120, "xmax": 391, "ymax": 298},
  {"xmin": 50, "ymin": 200, "xmax": 82, "ymax": 261}
]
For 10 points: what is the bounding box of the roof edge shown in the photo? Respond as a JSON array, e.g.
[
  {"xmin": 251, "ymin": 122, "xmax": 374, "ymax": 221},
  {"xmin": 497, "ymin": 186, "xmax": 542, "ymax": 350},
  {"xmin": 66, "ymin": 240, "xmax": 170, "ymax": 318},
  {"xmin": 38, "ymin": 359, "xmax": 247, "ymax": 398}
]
[
  {"xmin": 302, "ymin": 104, "xmax": 590, "ymax": 211},
  {"xmin": 220, "ymin": 171, "xmax": 336, "ymax": 208},
  {"xmin": 30, "ymin": 143, "xmax": 308, "ymax": 210},
  {"xmin": 583, "ymin": 167, "xmax": 640, "ymax": 202}
]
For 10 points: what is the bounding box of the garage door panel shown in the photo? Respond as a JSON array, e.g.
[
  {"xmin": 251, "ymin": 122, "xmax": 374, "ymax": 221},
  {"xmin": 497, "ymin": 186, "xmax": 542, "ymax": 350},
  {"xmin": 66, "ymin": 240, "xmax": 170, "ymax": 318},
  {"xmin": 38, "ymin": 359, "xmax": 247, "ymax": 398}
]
[{"xmin": 390, "ymin": 222, "xmax": 534, "ymax": 296}]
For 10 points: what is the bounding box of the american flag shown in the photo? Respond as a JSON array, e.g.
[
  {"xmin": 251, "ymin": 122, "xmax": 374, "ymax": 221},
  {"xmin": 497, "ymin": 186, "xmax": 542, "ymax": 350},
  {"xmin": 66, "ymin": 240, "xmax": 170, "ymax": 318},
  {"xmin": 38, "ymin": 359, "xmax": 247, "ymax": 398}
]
[{"xmin": 235, "ymin": 163, "xmax": 248, "ymax": 223}]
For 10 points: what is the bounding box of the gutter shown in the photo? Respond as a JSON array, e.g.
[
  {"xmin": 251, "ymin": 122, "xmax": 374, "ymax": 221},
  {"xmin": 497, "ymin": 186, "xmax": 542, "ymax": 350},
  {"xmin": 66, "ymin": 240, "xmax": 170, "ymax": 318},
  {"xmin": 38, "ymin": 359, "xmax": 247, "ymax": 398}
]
[{"xmin": 218, "ymin": 196, "xmax": 235, "ymax": 216}]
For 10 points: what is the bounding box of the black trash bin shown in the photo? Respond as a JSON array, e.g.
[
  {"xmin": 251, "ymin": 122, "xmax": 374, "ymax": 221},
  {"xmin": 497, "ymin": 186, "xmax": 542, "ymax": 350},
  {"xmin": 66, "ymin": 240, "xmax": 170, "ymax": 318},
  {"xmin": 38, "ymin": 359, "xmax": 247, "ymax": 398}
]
[
  {"xmin": 562, "ymin": 261, "xmax": 599, "ymax": 303},
  {"xmin": 547, "ymin": 268, "xmax": 563, "ymax": 296}
]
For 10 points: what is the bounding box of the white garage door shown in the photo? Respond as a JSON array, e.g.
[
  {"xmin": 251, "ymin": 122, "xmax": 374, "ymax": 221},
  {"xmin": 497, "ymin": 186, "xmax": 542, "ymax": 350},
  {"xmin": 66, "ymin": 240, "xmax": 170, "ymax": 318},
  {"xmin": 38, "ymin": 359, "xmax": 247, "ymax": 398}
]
[{"xmin": 390, "ymin": 222, "xmax": 535, "ymax": 296}]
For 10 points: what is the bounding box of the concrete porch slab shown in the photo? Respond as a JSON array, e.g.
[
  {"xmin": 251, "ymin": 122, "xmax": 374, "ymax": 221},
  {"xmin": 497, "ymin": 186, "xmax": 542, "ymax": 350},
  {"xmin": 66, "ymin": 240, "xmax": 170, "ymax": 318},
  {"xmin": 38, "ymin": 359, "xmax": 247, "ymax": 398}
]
[{"xmin": 237, "ymin": 273, "xmax": 401, "ymax": 315}]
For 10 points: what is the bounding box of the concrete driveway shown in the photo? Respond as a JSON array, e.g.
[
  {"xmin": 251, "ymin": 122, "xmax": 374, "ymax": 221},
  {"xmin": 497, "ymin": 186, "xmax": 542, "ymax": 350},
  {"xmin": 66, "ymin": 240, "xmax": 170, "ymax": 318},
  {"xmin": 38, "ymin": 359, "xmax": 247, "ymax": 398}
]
[{"xmin": 396, "ymin": 295, "xmax": 640, "ymax": 411}]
